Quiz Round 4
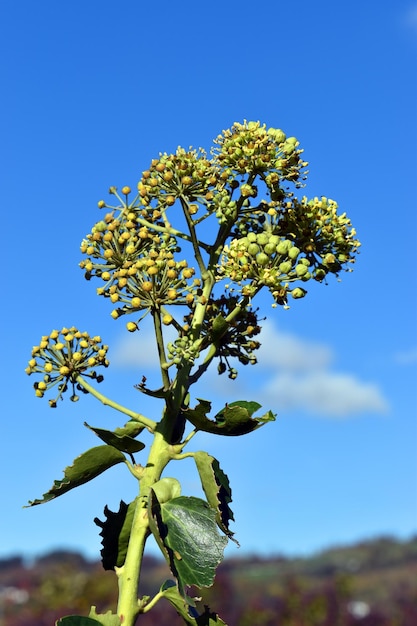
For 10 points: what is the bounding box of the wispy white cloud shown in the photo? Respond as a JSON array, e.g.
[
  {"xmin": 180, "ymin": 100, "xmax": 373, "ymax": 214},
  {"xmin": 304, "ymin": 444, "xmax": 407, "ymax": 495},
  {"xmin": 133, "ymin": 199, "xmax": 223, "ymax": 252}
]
[
  {"xmin": 261, "ymin": 371, "xmax": 388, "ymax": 417},
  {"xmin": 254, "ymin": 322, "xmax": 333, "ymax": 371},
  {"xmin": 394, "ymin": 347, "xmax": 417, "ymax": 365},
  {"xmin": 403, "ymin": 3, "xmax": 417, "ymax": 32},
  {"xmin": 110, "ymin": 319, "xmax": 389, "ymax": 418}
]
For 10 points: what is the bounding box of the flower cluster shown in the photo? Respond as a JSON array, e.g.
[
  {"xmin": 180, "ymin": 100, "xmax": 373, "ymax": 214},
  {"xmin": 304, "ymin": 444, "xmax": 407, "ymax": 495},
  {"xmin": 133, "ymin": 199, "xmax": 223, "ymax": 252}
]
[
  {"xmin": 137, "ymin": 147, "xmax": 220, "ymax": 217},
  {"xmin": 212, "ymin": 120, "xmax": 308, "ymax": 185},
  {"xmin": 273, "ymin": 195, "xmax": 360, "ymax": 273},
  {"xmin": 218, "ymin": 198, "xmax": 360, "ymax": 307},
  {"xmin": 80, "ymin": 212, "xmax": 198, "ymax": 326},
  {"xmin": 219, "ymin": 233, "xmax": 306, "ymax": 306},
  {"xmin": 187, "ymin": 295, "xmax": 262, "ymax": 378},
  {"xmin": 25, "ymin": 328, "xmax": 109, "ymax": 407}
]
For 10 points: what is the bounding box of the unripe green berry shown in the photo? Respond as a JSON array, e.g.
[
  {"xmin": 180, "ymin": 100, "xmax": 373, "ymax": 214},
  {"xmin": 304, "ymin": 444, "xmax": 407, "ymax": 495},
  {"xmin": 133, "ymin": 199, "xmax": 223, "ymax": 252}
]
[
  {"xmin": 279, "ymin": 261, "xmax": 292, "ymax": 274},
  {"xmin": 291, "ymin": 287, "xmax": 307, "ymax": 299},
  {"xmin": 256, "ymin": 233, "xmax": 269, "ymax": 246},
  {"xmin": 264, "ymin": 243, "xmax": 276, "ymax": 256},
  {"xmin": 295, "ymin": 263, "xmax": 309, "ymax": 277},
  {"xmin": 276, "ymin": 240, "xmax": 292, "ymax": 255},
  {"xmin": 247, "ymin": 243, "xmax": 260, "ymax": 256},
  {"xmin": 256, "ymin": 252, "xmax": 269, "ymax": 266},
  {"xmin": 288, "ymin": 246, "xmax": 301, "ymax": 260}
]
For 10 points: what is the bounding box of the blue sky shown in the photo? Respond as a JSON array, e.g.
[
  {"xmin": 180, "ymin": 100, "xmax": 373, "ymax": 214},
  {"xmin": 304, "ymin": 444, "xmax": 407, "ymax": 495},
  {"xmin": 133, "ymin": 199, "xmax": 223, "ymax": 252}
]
[{"xmin": 1, "ymin": 0, "xmax": 416, "ymax": 562}]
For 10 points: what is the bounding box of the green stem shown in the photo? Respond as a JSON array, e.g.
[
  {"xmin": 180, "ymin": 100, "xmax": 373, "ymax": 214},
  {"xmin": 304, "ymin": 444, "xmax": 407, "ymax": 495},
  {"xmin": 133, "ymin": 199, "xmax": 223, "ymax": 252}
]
[
  {"xmin": 76, "ymin": 375, "xmax": 157, "ymax": 431},
  {"xmin": 116, "ymin": 427, "xmax": 174, "ymax": 625},
  {"xmin": 152, "ymin": 309, "xmax": 171, "ymax": 391}
]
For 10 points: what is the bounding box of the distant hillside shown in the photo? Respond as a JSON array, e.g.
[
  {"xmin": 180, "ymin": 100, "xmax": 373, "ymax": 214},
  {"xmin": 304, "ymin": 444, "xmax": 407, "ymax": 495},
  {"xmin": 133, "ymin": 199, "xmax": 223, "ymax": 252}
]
[{"xmin": 1, "ymin": 535, "xmax": 416, "ymax": 625}]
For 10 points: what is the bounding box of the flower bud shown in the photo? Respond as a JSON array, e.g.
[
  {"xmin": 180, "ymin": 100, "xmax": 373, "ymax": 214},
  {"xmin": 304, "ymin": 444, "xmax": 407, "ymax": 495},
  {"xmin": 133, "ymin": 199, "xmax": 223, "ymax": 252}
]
[
  {"xmin": 291, "ymin": 287, "xmax": 307, "ymax": 299},
  {"xmin": 276, "ymin": 240, "xmax": 292, "ymax": 255},
  {"xmin": 256, "ymin": 252, "xmax": 269, "ymax": 266},
  {"xmin": 288, "ymin": 246, "xmax": 301, "ymax": 260},
  {"xmin": 295, "ymin": 264, "xmax": 309, "ymax": 277}
]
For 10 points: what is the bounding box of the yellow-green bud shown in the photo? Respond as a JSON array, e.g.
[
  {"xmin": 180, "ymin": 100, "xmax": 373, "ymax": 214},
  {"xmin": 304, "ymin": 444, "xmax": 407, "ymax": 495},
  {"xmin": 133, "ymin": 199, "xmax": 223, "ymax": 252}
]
[
  {"xmin": 295, "ymin": 264, "xmax": 309, "ymax": 277},
  {"xmin": 291, "ymin": 287, "xmax": 307, "ymax": 299}
]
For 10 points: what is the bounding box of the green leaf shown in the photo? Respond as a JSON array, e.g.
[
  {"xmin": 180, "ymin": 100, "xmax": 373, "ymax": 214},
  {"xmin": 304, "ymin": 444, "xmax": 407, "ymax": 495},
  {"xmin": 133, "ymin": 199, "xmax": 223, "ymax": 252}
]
[
  {"xmin": 56, "ymin": 617, "xmax": 103, "ymax": 626},
  {"xmin": 94, "ymin": 499, "xmax": 137, "ymax": 570},
  {"xmin": 84, "ymin": 422, "xmax": 145, "ymax": 455},
  {"xmin": 26, "ymin": 446, "xmax": 126, "ymax": 506},
  {"xmin": 113, "ymin": 420, "xmax": 145, "ymax": 438},
  {"xmin": 89, "ymin": 607, "xmax": 121, "ymax": 626},
  {"xmin": 149, "ymin": 494, "xmax": 227, "ymax": 594},
  {"xmin": 184, "ymin": 399, "xmax": 276, "ymax": 436},
  {"xmin": 161, "ymin": 581, "xmax": 228, "ymax": 626},
  {"xmin": 193, "ymin": 452, "xmax": 235, "ymax": 540},
  {"xmin": 210, "ymin": 315, "xmax": 229, "ymax": 343},
  {"xmin": 160, "ymin": 580, "xmax": 199, "ymax": 624}
]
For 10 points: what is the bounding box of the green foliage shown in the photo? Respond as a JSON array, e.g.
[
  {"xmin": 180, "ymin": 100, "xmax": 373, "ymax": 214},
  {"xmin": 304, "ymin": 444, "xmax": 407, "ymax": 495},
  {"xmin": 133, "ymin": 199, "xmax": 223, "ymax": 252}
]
[
  {"xmin": 149, "ymin": 493, "xmax": 227, "ymax": 594},
  {"xmin": 185, "ymin": 399, "xmax": 275, "ymax": 436},
  {"xmin": 25, "ymin": 120, "xmax": 360, "ymax": 625},
  {"xmin": 26, "ymin": 446, "xmax": 126, "ymax": 506}
]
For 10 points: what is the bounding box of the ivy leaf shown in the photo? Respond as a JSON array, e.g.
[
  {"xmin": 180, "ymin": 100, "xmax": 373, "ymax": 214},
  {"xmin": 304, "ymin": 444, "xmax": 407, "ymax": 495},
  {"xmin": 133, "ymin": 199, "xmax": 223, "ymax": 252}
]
[
  {"xmin": 160, "ymin": 581, "xmax": 228, "ymax": 626},
  {"xmin": 94, "ymin": 499, "xmax": 137, "ymax": 570},
  {"xmin": 56, "ymin": 617, "xmax": 103, "ymax": 626},
  {"xmin": 184, "ymin": 399, "xmax": 276, "ymax": 436},
  {"xmin": 84, "ymin": 422, "xmax": 145, "ymax": 455},
  {"xmin": 26, "ymin": 446, "xmax": 126, "ymax": 506},
  {"xmin": 89, "ymin": 607, "xmax": 121, "ymax": 626},
  {"xmin": 193, "ymin": 452, "xmax": 235, "ymax": 540},
  {"xmin": 148, "ymin": 494, "xmax": 227, "ymax": 594},
  {"xmin": 113, "ymin": 420, "xmax": 145, "ymax": 438}
]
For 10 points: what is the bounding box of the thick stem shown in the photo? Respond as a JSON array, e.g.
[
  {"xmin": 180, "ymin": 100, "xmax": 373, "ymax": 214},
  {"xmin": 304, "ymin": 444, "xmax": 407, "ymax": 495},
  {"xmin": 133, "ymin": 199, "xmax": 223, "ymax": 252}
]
[{"xmin": 116, "ymin": 429, "xmax": 173, "ymax": 625}]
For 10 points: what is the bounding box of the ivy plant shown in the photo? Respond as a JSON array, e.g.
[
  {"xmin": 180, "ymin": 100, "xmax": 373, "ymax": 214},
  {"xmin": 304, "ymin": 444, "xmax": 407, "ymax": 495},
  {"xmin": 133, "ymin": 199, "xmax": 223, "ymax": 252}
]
[{"xmin": 26, "ymin": 121, "xmax": 360, "ymax": 626}]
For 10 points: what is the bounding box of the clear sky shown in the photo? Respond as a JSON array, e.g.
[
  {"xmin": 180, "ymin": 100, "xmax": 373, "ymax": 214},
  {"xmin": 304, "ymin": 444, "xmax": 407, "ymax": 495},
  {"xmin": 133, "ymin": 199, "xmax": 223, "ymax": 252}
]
[{"xmin": 1, "ymin": 0, "xmax": 416, "ymax": 562}]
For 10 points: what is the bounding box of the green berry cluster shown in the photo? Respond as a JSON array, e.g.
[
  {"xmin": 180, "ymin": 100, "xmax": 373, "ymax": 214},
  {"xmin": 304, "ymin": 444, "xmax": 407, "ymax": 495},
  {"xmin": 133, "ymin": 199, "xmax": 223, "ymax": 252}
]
[
  {"xmin": 218, "ymin": 233, "xmax": 306, "ymax": 306},
  {"xmin": 218, "ymin": 194, "xmax": 359, "ymax": 307},
  {"xmin": 166, "ymin": 333, "xmax": 201, "ymax": 367},
  {"xmin": 212, "ymin": 120, "xmax": 307, "ymax": 184},
  {"xmin": 25, "ymin": 328, "xmax": 109, "ymax": 407}
]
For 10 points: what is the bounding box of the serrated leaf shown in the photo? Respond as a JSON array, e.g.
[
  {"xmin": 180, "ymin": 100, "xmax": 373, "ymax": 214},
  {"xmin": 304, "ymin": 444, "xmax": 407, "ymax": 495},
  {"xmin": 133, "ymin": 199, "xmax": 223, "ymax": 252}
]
[
  {"xmin": 149, "ymin": 494, "xmax": 227, "ymax": 593},
  {"xmin": 184, "ymin": 399, "xmax": 276, "ymax": 436},
  {"xmin": 56, "ymin": 617, "xmax": 102, "ymax": 626},
  {"xmin": 26, "ymin": 446, "xmax": 126, "ymax": 506},
  {"xmin": 94, "ymin": 499, "xmax": 137, "ymax": 570},
  {"xmin": 84, "ymin": 422, "xmax": 145, "ymax": 455},
  {"xmin": 193, "ymin": 452, "xmax": 235, "ymax": 540}
]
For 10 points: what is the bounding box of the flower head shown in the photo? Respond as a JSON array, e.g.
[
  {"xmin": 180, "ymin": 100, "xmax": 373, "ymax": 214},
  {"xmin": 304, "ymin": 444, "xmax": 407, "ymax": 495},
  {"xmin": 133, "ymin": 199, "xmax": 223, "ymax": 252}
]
[{"xmin": 25, "ymin": 328, "xmax": 109, "ymax": 406}]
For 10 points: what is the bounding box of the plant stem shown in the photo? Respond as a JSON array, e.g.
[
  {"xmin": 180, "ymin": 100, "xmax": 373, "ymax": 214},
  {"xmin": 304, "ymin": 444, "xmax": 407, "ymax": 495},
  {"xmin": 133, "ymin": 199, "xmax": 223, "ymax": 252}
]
[
  {"xmin": 76, "ymin": 375, "xmax": 156, "ymax": 431},
  {"xmin": 116, "ymin": 428, "xmax": 173, "ymax": 625}
]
